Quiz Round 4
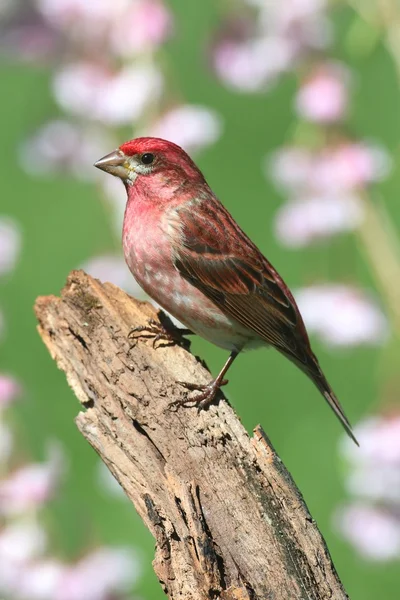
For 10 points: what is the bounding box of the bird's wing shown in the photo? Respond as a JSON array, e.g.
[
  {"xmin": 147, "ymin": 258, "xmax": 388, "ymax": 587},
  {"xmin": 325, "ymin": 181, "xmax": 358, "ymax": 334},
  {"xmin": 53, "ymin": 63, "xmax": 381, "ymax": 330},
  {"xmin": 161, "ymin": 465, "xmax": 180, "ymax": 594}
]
[
  {"xmin": 169, "ymin": 198, "xmax": 358, "ymax": 445},
  {"xmin": 170, "ymin": 199, "xmax": 310, "ymax": 364}
]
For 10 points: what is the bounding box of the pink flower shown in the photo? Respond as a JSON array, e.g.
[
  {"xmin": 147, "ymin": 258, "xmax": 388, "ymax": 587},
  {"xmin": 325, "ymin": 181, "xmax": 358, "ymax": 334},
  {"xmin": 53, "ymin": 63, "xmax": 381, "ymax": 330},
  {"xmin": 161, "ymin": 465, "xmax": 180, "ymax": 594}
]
[
  {"xmin": 37, "ymin": 0, "xmax": 129, "ymax": 45},
  {"xmin": 269, "ymin": 142, "xmax": 391, "ymax": 194},
  {"xmin": 149, "ymin": 105, "xmax": 222, "ymax": 153},
  {"xmin": 213, "ymin": 35, "xmax": 294, "ymax": 92},
  {"xmin": 53, "ymin": 62, "xmax": 163, "ymax": 124},
  {"xmin": 295, "ymin": 62, "xmax": 349, "ymax": 123},
  {"xmin": 274, "ymin": 193, "xmax": 363, "ymax": 247},
  {"xmin": 110, "ymin": 0, "xmax": 172, "ymax": 57},
  {"xmin": 56, "ymin": 547, "xmax": 141, "ymax": 600},
  {"xmin": 268, "ymin": 146, "xmax": 313, "ymax": 192},
  {"xmin": 295, "ymin": 285, "xmax": 388, "ymax": 347},
  {"xmin": 0, "ymin": 521, "xmax": 47, "ymax": 564},
  {"xmin": 0, "ymin": 374, "xmax": 21, "ymax": 408},
  {"xmin": 19, "ymin": 120, "xmax": 114, "ymax": 181},
  {"xmin": 258, "ymin": 0, "xmax": 332, "ymax": 51},
  {"xmin": 342, "ymin": 416, "xmax": 400, "ymax": 466},
  {"xmin": 14, "ymin": 560, "xmax": 66, "ymax": 600},
  {"xmin": 340, "ymin": 415, "xmax": 400, "ymax": 503},
  {"xmin": 37, "ymin": 0, "xmax": 125, "ymax": 29},
  {"xmin": 311, "ymin": 143, "xmax": 391, "ymax": 192},
  {"xmin": 37, "ymin": 0, "xmax": 172, "ymax": 56},
  {"xmin": 0, "ymin": 218, "xmax": 22, "ymax": 276},
  {"xmin": 0, "ymin": 6, "xmax": 59, "ymax": 63},
  {"xmin": 0, "ymin": 448, "xmax": 63, "ymax": 516},
  {"xmin": 0, "ymin": 521, "xmax": 50, "ymax": 597},
  {"xmin": 335, "ymin": 503, "xmax": 400, "ymax": 560}
]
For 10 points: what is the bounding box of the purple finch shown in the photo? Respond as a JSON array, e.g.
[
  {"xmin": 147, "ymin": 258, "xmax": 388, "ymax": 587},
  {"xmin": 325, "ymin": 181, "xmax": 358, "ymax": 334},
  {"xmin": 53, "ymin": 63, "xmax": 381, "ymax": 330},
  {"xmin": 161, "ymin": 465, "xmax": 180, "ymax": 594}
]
[{"xmin": 95, "ymin": 137, "xmax": 358, "ymax": 445}]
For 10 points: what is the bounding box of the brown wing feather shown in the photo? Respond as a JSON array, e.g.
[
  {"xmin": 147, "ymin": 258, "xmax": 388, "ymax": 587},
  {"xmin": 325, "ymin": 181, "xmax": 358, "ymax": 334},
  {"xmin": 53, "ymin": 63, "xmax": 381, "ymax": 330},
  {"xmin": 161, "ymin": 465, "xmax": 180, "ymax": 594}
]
[{"xmin": 172, "ymin": 199, "xmax": 309, "ymax": 364}]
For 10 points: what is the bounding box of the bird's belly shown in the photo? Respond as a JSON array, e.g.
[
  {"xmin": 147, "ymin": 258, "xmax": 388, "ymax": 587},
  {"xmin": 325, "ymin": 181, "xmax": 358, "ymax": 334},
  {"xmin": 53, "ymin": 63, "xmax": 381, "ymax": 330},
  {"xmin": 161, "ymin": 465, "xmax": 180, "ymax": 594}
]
[{"xmin": 127, "ymin": 248, "xmax": 252, "ymax": 351}]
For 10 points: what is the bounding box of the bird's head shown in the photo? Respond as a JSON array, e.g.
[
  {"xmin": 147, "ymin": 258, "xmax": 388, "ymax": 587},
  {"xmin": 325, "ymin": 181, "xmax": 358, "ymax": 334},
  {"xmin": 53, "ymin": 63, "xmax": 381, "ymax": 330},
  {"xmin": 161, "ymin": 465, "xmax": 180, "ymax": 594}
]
[{"xmin": 94, "ymin": 137, "xmax": 205, "ymax": 189}]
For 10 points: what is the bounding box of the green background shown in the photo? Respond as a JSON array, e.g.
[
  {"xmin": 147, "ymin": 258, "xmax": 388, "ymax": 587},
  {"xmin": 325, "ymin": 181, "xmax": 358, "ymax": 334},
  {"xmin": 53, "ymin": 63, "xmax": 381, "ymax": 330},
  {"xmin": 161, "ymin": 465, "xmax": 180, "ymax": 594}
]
[{"xmin": 1, "ymin": 3, "xmax": 399, "ymax": 598}]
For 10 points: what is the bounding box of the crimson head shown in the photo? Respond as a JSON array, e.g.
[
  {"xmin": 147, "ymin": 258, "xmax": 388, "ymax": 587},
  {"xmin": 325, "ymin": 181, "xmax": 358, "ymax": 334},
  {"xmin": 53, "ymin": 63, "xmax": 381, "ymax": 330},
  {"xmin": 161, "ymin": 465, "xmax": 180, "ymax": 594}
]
[{"xmin": 94, "ymin": 137, "xmax": 205, "ymax": 187}]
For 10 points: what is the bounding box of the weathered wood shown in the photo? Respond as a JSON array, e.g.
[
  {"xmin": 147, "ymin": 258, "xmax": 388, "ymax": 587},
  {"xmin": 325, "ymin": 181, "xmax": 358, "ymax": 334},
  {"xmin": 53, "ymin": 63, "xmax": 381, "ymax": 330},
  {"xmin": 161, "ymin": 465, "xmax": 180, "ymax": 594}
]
[{"xmin": 34, "ymin": 270, "xmax": 348, "ymax": 600}]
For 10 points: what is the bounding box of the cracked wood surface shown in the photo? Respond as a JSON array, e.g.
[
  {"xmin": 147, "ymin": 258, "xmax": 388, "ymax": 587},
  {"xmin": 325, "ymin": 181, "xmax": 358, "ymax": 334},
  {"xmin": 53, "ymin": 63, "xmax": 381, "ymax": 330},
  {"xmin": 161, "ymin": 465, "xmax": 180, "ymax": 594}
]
[{"xmin": 34, "ymin": 270, "xmax": 348, "ymax": 600}]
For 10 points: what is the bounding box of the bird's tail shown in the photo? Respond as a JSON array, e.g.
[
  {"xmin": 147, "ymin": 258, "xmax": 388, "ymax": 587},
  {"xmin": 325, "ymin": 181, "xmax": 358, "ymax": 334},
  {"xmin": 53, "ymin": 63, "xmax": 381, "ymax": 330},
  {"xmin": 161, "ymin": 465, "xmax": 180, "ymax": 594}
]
[
  {"xmin": 281, "ymin": 347, "xmax": 359, "ymax": 445},
  {"xmin": 312, "ymin": 370, "xmax": 359, "ymax": 446}
]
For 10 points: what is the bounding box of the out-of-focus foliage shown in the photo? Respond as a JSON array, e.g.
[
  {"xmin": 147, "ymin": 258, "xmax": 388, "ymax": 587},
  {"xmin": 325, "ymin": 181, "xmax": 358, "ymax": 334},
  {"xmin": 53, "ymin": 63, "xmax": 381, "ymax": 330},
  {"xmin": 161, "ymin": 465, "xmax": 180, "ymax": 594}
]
[{"xmin": 1, "ymin": 0, "xmax": 400, "ymax": 598}]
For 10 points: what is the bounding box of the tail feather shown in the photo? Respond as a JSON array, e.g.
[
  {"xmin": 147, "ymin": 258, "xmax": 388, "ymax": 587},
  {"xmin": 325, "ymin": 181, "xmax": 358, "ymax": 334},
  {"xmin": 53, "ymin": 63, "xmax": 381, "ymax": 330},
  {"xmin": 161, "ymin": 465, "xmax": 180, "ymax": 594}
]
[
  {"xmin": 281, "ymin": 348, "xmax": 359, "ymax": 445},
  {"xmin": 313, "ymin": 373, "xmax": 359, "ymax": 446},
  {"xmin": 322, "ymin": 389, "xmax": 359, "ymax": 446}
]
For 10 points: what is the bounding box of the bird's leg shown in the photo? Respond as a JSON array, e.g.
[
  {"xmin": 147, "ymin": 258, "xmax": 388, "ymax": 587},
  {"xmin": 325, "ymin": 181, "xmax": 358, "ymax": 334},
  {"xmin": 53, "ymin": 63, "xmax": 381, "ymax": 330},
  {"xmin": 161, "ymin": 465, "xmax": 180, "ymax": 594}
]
[
  {"xmin": 173, "ymin": 350, "xmax": 239, "ymax": 410},
  {"xmin": 128, "ymin": 317, "xmax": 193, "ymax": 349}
]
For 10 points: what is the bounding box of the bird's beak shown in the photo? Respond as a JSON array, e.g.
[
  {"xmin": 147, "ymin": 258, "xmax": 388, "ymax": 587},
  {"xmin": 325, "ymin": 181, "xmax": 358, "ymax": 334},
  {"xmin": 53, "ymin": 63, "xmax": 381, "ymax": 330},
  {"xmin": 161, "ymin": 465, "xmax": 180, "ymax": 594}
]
[{"xmin": 94, "ymin": 150, "xmax": 130, "ymax": 180}]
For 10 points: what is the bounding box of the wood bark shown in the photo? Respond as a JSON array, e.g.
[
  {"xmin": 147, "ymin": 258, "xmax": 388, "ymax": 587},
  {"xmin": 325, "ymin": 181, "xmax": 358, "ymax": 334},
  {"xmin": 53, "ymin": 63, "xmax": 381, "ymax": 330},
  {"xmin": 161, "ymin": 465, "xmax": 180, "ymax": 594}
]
[{"xmin": 34, "ymin": 270, "xmax": 349, "ymax": 600}]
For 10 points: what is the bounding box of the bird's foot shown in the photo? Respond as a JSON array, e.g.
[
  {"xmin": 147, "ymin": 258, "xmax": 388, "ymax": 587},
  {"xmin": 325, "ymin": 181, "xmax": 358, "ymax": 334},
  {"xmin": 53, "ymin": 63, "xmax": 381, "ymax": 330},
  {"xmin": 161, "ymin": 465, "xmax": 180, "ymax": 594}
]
[
  {"xmin": 170, "ymin": 378, "xmax": 228, "ymax": 411},
  {"xmin": 128, "ymin": 318, "xmax": 192, "ymax": 349}
]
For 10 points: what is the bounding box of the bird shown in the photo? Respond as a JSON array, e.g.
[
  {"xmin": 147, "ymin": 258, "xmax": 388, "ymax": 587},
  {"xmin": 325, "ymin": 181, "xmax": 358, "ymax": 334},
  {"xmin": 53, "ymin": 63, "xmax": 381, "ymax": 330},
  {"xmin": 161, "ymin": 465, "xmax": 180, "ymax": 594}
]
[{"xmin": 94, "ymin": 137, "xmax": 358, "ymax": 445}]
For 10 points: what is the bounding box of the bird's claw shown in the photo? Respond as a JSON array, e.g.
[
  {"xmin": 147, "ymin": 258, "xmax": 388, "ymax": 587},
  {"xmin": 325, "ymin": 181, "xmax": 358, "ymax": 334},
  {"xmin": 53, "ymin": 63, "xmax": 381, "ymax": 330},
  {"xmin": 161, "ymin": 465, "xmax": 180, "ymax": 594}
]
[
  {"xmin": 128, "ymin": 319, "xmax": 169, "ymax": 349},
  {"xmin": 128, "ymin": 319, "xmax": 191, "ymax": 349},
  {"xmin": 170, "ymin": 378, "xmax": 228, "ymax": 411}
]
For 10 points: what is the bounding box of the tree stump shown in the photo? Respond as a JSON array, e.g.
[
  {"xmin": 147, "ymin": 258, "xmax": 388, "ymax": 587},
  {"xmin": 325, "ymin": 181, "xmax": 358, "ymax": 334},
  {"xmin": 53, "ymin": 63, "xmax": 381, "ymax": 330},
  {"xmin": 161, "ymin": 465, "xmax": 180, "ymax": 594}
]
[{"xmin": 34, "ymin": 270, "xmax": 348, "ymax": 600}]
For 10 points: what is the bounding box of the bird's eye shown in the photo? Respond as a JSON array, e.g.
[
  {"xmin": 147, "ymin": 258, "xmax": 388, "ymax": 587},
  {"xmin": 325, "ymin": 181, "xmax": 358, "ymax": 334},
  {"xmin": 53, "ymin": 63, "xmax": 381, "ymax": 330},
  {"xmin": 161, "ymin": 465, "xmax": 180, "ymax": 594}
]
[{"xmin": 141, "ymin": 153, "xmax": 155, "ymax": 165}]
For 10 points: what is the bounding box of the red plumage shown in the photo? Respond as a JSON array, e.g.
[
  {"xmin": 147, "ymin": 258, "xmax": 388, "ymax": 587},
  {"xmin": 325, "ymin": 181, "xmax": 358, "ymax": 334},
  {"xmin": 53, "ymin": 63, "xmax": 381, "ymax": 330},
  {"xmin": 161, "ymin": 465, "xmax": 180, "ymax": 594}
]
[{"xmin": 95, "ymin": 137, "xmax": 358, "ymax": 445}]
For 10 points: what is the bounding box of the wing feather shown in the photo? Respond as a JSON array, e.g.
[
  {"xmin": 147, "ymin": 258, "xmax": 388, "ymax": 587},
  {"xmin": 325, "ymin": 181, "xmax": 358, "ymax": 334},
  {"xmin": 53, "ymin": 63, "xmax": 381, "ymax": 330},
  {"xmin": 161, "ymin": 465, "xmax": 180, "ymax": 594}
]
[{"xmin": 171, "ymin": 200, "xmax": 307, "ymax": 361}]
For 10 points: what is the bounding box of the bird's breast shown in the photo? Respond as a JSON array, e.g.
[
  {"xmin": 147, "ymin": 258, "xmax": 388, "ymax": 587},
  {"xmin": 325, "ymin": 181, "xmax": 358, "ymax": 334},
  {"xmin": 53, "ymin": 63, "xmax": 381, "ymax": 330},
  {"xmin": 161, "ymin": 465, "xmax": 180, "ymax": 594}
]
[{"xmin": 122, "ymin": 208, "xmax": 254, "ymax": 351}]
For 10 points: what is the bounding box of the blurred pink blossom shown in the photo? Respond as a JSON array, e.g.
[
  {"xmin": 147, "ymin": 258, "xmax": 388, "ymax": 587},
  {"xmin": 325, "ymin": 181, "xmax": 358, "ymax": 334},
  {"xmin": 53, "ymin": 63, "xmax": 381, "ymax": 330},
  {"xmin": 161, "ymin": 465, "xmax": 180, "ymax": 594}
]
[
  {"xmin": 19, "ymin": 120, "xmax": 114, "ymax": 181},
  {"xmin": 53, "ymin": 62, "xmax": 163, "ymax": 124},
  {"xmin": 295, "ymin": 285, "xmax": 388, "ymax": 347},
  {"xmin": 0, "ymin": 521, "xmax": 49, "ymax": 597},
  {"xmin": 311, "ymin": 143, "xmax": 391, "ymax": 192},
  {"xmin": 0, "ymin": 553, "xmax": 20, "ymax": 597},
  {"xmin": 0, "ymin": 374, "xmax": 21, "ymax": 408},
  {"xmin": 213, "ymin": 35, "xmax": 294, "ymax": 92},
  {"xmin": 335, "ymin": 503, "xmax": 400, "ymax": 560},
  {"xmin": 340, "ymin": 415, "xmax": 400, "ymax": 503},
  {"xmin": 274, "ymin": 193, "xmax": 363, "ymax": 247},
  {"xmin": 37, "ymin": 0, "xmax": 123, "ymax": 29},
  {"xmin": 214, "ymin": 1, "xmax": 333, "ymax": 92},
  {"xmin": 257, "ymin": 0, "xmax": 333, "ymax": 51},
  {"xmin": 110, "ymin": 0, "xmax": 172, "ymax": 57},
  {"xmin": 81, "ymin": 255, "xmax": 145, "ymax": 298},
  {"xmin": 268, "ymin": 146, "xmax": 313, "ymax": 192},
  {"xmin": 295, "ymin": 62, "xmax": 350, "ymax": 123},
  {"xmin": 0, "ymin": 449, "xmax": 63, "ymax": 516},
  {"xmin": 0, "ymin": 521, "xmax": 47, "ymax": 564},
  {"xmin": 0, "ymin": 7, "xmax": 59, "ymax": 62},
  {"xmin": 0, "ymin": 218, "xmax": 22, "ymax": 276},
  {"xmin": 56, "ymin": 547, "xmax": 141, "ymax": 600},
  {"xmin": 149, "ymin": 105, "xmax": 223, "ymax": 152},
  {"xmin": 37, "ymin": 0, "xmax": 172, "ymax": 55},
  {"xmin": 36, "ymin": 0, "xmax": 129, "ymax": 43},
  {"xmin": 342, "ymin": 415, "xmax": 400, "ymax": 467},
  {"xmin": 16, "ymin": 559, "xmax": 66, "ymax": 600},
  {"xmin": 269, "ymin": 142, "xmax": 391, "ymax": 194}
]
